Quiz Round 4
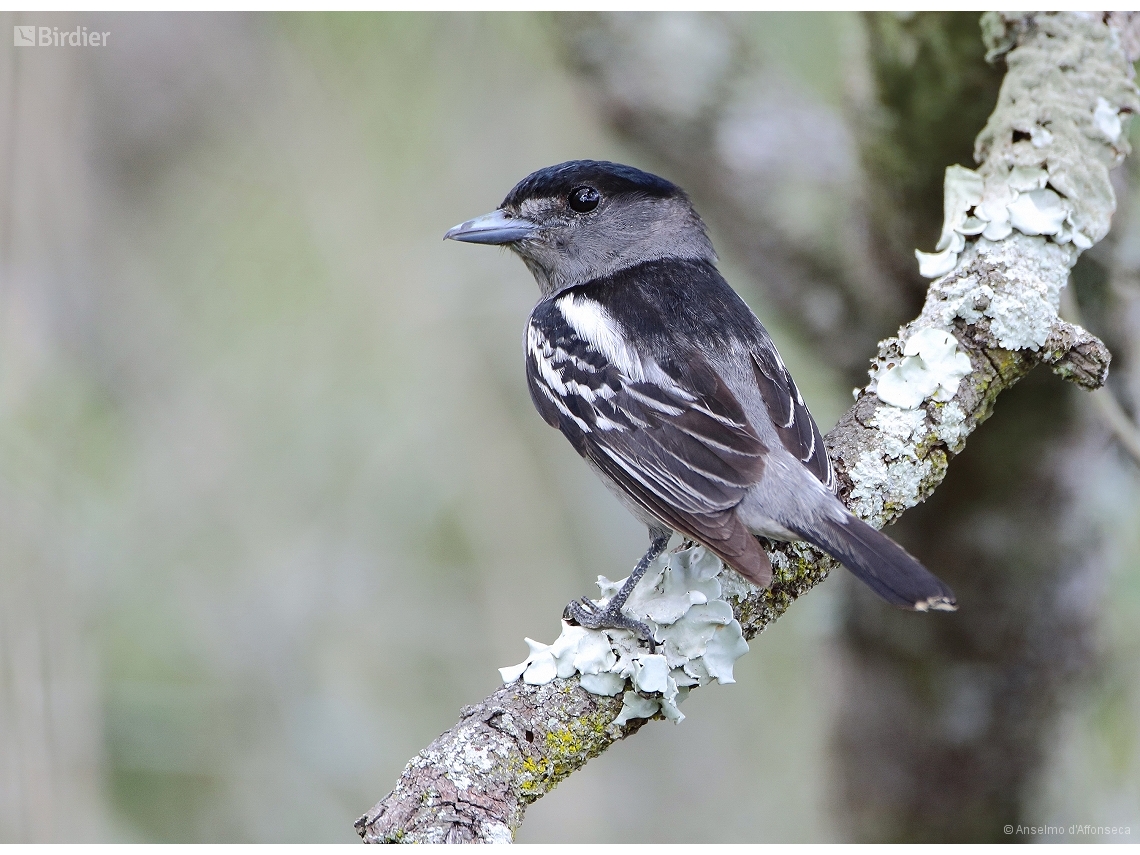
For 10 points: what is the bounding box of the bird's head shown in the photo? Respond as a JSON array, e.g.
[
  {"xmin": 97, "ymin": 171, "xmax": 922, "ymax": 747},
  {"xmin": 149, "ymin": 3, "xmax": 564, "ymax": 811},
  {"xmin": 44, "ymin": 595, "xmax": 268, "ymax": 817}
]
[{"xmin": 444, "ymin": 160, "xmax": 716, "ymax": 296}]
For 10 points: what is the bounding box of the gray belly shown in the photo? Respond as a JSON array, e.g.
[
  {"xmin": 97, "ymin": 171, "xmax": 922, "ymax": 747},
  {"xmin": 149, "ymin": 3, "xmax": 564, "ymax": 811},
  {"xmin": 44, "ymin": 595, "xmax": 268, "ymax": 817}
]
[{"xmin": 582, "ymin": 455, "xmax": 668, "ymax": 534}]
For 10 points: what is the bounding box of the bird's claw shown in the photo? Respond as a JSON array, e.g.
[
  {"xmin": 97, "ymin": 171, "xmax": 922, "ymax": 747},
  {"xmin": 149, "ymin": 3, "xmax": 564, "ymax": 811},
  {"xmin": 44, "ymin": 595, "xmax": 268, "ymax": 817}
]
[{"xmin": 563, "ymin": 596, "xmax": 656, "ymax": 647}]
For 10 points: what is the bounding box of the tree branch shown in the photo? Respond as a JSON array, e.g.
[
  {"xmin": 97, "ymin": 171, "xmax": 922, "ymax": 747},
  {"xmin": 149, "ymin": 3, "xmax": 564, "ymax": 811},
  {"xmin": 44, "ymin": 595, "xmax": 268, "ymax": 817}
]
[{"xmin": 357, "ymin": 12, "xmax": 1136, "ymax": 843}]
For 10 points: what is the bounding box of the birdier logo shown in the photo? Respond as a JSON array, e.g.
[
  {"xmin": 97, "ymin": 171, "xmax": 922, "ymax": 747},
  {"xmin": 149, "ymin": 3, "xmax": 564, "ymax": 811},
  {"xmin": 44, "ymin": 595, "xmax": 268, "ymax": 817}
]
[{"xmin": 13, "ymin": 25, "xmax": 109, "ymax": 47}]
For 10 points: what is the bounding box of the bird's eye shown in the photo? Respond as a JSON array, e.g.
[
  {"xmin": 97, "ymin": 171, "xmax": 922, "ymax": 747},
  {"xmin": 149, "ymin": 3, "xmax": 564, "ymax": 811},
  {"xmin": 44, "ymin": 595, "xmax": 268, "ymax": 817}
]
[{"xmin": 568, "ymin": 186, "xmax": 601, "ymax": 213}]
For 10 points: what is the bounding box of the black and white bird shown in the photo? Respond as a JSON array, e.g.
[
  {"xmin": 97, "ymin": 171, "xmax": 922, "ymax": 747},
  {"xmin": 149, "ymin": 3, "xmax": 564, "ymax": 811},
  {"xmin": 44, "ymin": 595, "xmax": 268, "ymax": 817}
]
[{"xmin": 446, "ymin": 160, "xmax": 955, "ymax": 639}]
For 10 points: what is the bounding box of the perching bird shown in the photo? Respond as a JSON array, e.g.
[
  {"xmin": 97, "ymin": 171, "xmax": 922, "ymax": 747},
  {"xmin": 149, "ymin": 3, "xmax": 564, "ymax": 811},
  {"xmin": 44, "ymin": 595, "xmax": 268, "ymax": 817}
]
[{"xmin": 445, "ymin": 160, "xmax": 955, "ymax": 639}]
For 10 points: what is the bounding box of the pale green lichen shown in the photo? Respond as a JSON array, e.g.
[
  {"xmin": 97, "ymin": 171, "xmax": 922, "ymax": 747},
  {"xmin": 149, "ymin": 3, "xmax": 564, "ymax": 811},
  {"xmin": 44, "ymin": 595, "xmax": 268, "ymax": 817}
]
[
  {"xmin": 919, "ymin": 234, "xmax": 1076, "ymax": 351},
  {"xmin": 849, "ymin": 446, "xmax": 931, "ymax": 529},
  {"xmin": 612, "ymin": 691, "xmax": 662, "ymax": 727},
  {"xmin": 481, "ymin": 822, "xmax": 514, "ymax": 844},
  {"xmin": 499, "ymin": 543, "xmax": 749, "ymax": 726},
  {"xmin": 916, "ymin": 13, "xmax": 1138, "ymax": 279},
  {"xmin": 874, "ymin": 328, "xmax": 972, "ymax": 409},
  {"xmin": 847, "ymin": 401, "xmax": 945, "ymax": 528},
  {"xmin": 931, "ymin": 400, "xmax": 968, "ymax": 453}
]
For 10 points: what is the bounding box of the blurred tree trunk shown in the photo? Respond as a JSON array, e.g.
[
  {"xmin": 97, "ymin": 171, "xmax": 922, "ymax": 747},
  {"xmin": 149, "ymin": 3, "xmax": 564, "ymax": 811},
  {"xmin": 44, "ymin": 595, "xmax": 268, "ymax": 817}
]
[
  {"xmin": 0, "ymin": 11, "xmax": 114, "ymax": 841},
  {"xmin": 555, "ymin": 10, "xmax": 1116, "ymax": 841}
]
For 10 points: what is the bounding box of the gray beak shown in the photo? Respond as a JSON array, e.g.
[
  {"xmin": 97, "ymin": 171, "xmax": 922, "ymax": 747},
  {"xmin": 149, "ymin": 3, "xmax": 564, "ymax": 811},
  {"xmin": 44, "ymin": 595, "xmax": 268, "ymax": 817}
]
[{"xmin": 444, "ymin": 209, "xmax": 538, "ymax": 245}]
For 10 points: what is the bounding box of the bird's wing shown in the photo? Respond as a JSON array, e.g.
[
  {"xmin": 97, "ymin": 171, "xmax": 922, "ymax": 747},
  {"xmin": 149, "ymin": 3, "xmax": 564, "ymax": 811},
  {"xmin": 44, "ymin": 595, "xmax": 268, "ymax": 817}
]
[
  {"xmin": 748, "ymin": 340, "xmax": 836, "ymax": 493},
  {"xmin": 526, "ymin": 296, "xmax": 773, "ymax": 583}
]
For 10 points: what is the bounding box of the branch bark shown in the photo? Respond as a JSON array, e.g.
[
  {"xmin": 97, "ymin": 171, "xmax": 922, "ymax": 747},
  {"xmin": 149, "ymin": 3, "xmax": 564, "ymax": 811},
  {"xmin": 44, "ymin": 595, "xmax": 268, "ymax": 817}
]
[{"xmin": 357, "ymin": 12, "xmax": 1136, "ymax": 843}]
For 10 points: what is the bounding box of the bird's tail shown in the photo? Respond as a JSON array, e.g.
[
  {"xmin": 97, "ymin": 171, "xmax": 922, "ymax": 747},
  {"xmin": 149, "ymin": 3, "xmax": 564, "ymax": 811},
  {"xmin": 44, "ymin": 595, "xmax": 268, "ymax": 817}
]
[{"xmin": 788, "ymin": 514, "xmax": 957, "ymax": 611}]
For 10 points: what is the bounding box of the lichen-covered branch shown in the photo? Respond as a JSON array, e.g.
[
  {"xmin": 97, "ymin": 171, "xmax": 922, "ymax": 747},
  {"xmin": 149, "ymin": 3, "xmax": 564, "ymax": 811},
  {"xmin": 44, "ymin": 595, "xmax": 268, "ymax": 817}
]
[{"xmin": 357, "ymin": 12, "xmax": 1135, "ymax": 843}]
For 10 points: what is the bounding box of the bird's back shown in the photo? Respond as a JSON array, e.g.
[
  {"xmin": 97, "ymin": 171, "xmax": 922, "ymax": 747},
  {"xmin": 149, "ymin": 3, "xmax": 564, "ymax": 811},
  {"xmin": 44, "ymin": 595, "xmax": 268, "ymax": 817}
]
[{"xmin": 553, "ymin": 258, "xmax": 836, "ymax": 493}]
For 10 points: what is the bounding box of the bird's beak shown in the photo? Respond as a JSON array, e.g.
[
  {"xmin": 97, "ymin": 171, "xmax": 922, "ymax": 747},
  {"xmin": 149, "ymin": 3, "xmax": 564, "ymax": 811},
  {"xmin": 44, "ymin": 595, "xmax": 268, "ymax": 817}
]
[{"xmin": 444, "ymin": 209, "xmax": 538, "ymax": 245}]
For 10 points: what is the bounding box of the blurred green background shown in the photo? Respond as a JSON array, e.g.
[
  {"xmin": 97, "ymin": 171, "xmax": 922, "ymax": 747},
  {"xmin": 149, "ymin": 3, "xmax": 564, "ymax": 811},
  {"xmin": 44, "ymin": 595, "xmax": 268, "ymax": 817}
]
[{"xmin": 1, "ymin": 11, "xmax": 1138, "ymax": 842}]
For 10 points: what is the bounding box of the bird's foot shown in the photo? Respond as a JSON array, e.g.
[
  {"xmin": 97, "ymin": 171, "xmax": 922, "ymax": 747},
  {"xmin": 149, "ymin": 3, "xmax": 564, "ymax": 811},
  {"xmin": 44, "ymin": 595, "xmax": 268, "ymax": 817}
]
[{"xmin": 564, "ymin": 596, "xmax": 655, "ymax": 646}]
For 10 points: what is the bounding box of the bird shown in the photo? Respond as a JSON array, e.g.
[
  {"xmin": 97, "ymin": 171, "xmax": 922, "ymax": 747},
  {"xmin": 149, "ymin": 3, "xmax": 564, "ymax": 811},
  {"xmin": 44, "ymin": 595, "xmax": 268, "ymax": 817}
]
[{"xmin": 445, "ymin": 160, "xmax": 956, "ymax": 640}]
